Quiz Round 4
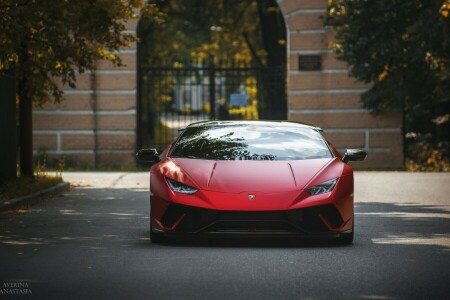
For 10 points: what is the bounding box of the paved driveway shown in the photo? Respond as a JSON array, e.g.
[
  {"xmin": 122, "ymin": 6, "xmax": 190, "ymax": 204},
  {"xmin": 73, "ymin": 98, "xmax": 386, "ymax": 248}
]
[{"xmin": 0, "ymin": 172, "xmax": 449, "ymax": 299}]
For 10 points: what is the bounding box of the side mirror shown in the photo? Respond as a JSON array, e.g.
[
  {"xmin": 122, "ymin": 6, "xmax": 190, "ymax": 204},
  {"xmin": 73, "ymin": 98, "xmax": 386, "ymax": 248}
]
[
  {"xmin": 342, "ymin": 149, "xmax": 367, "ymax": 163},
  {"xmin": 136, "ymin": 149, "xmax": 160, "ymax": 167}
]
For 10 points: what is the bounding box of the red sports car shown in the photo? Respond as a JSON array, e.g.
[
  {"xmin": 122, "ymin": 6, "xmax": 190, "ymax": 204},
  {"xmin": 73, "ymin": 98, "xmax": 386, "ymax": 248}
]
[{"xmin": 137, "ymin": 121, "xmax": 366, "ymax": 244}]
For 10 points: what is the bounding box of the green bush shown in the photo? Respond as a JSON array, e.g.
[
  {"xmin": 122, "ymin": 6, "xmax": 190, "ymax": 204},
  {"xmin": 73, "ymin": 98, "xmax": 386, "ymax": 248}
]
[{"xmin": 406, "ymin": 133, "xmax": 450, "ymax": 172}]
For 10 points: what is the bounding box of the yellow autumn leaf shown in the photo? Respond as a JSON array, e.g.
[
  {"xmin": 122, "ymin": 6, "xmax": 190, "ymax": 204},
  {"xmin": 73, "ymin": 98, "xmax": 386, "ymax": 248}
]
[
  {"xmin": 378, "ymin": 65, "xmax": 389, "ymax": 81},
  {"xmin": 440, "ymin": 1, "xmax": 450, "ymax": 17}
]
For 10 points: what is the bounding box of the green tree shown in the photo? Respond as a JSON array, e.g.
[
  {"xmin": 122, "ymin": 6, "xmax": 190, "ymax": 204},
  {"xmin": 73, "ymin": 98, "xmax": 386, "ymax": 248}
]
[
  {"xmin": 140, "ymin": 0, "xmax": 286, "ymax": 67},
  {"xmin": 139, "ymin": 0, "xmax": 266, "ymax": 65},
  {"xmin": 256, "ymin": 0, "xmax": 287, "ymax": 119},
  {"xmin": 328, "ymin": 0, "xmax": 450, "ymax": 168},
  {"xmin": 0, "ymin": 0, "xmax": 160, "ymax": 178}
]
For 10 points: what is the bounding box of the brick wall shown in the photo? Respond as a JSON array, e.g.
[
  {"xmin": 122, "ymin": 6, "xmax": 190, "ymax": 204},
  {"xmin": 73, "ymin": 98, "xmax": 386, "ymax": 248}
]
[
  {"xmin": 278, "ymin": 0, "xmax": 403, "ymax": 169},
  {"xmin": 33, "ymin": 2, "xmax": 404, "ymax": 169},
  {"xmin": 33, "ymin": 21, "xmax": 137, "ymax": 168}
]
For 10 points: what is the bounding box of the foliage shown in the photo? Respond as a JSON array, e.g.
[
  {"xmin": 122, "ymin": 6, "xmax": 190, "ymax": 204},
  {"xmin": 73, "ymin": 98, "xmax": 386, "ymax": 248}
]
[
  {"xmin": 0, "ymin": 0, "xmax": 160, "ymax": 105},
  {"xmin": 328, "ymin": 0, "xmax": 449, "ymax": 113},
  {"xmin": 150, "ymin": 120, "xmax": 173, "ymax": 151},
  {"xmin": 328, "ymin": 0, "xmax": 450, "ymax": 170},
  {"xmin": 0, "ymin": 0, "xmax": 161, "ymax": 177},
  {"xmin": 35, "ymin": 149, "xmax": 65, "ymax": 177},
  {"xmin": 406, "ymin": 134, "xmax": 450, "ymax": 172},
  {"xmin": 139, "ymin": 0, "xmax": 270, "ymax": 66}
]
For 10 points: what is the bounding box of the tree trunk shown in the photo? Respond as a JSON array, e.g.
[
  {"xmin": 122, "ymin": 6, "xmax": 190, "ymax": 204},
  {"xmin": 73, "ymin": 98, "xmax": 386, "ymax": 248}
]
[
  {"xmin": 0, "ymin": 71, "xmax": 17, "ymax": 182},
  {"xmin": 256, "ymin": 0, "xmax": 287, "ymax": 120},
  {"xmin": 18, "ymin": 78, "xmax": 34, "ymax": 179}
]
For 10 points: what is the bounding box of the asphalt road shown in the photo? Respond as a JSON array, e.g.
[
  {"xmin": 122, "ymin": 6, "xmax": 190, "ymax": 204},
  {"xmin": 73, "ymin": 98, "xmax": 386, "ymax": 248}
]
[{"xmin": 0, "ymin": 172, "xmax": 449, "ymax": 300}]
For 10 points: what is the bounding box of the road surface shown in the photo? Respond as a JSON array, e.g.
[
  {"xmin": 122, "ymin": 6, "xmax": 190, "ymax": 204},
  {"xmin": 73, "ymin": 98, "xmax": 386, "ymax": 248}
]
[{"xmin": 0, "ymin": 172, "xmax": 449, "ymax": 299}]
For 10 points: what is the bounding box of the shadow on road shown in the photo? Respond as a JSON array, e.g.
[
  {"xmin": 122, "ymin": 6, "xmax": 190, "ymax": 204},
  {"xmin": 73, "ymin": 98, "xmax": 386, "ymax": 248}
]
[
  {"xmin": 0, "ymin": 187, "xmax": 149, "ymax": 249},
  {"xmin": 144, "ymin": 236, "xmax": 346, "ymax": 249},
  {"xmin": 355, "ymin": 201, "xmax": 450, "ymax": 252}
]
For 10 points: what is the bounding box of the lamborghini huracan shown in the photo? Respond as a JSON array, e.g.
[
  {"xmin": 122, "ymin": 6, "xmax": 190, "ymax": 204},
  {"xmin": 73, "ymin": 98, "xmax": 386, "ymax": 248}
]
[{"xmin": 137, "ymin": 121, "xmax": 366, "ymax": 244}]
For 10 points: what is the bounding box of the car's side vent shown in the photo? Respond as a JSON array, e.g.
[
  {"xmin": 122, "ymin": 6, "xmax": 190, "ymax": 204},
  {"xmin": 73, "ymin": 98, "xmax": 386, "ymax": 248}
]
[
  {"xmin": 162, "ymin": 204, "xmax": 187, "ymax": 228},
  {"xmin": 318, "ymin": 204, "xmax": 343, "ymax": 229},
  {"xmin": 300, "ymin": 207, "xmax": 330, "ymax": 232}
]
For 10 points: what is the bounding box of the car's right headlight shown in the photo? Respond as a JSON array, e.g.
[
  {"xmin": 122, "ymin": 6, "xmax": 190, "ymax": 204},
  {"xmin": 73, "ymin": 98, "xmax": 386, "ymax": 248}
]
[
  {"xmin": 166, "ymin": 178, "xmax": 198, "ymax": 194},
  {"xmin": 305, "ymin": 178, "xmax": 338, "ymax": 195}
]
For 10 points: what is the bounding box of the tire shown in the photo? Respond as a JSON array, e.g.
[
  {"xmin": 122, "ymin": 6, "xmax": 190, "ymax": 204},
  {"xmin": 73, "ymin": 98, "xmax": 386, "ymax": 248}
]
[
  {"xmin": 150, "ymin": 223, "xmax": 164, "ymax": 244},
  {"xmin": 338, "ymin": 229, "xmax": 354, "ymax": 245},
  {"xmin": 338, "ymin": 216, "xmax": 354, "ymax": 245}
]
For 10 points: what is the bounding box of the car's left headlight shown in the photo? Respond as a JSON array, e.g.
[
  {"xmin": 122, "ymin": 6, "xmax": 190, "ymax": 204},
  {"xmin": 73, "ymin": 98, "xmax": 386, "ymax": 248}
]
[
  {"xmin": 166, "ymin": 178, "xmax": 198, "ymax": 194},
  {"xmin": 306, "ymin": 178, "xmax": 338, "ymax": 195}
]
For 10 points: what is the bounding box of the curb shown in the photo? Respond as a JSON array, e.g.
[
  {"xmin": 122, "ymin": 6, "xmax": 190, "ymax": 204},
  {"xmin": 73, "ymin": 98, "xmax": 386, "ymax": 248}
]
[{"xmin": 0, "ymin": 182, "xmax": 70, "ymax": 212}]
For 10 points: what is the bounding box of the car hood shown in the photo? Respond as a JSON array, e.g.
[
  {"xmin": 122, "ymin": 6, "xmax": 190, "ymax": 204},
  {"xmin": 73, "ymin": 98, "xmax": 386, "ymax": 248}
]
[{"xmin": 170, "ymin": 158, "xmax": 333, "ymax": 193}]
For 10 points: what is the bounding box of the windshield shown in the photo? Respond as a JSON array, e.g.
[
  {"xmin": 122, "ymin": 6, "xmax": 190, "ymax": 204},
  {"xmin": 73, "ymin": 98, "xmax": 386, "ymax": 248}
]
[{"xmin": 169, "ymin": 124, "xmax": 332, "ymax": 161}]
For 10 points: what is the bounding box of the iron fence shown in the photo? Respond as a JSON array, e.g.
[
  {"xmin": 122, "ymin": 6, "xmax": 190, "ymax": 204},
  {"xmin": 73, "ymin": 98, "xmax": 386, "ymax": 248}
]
[{"xmin": 137, "ymin": 58, "xmax": 286, "ymax": 150}]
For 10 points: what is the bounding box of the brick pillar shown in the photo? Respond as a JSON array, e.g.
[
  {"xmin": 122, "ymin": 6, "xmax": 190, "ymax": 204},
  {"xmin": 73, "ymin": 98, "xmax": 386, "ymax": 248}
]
[{"xmin": 278, "ymin": 0, "xmax": 403, "ymax": 169}]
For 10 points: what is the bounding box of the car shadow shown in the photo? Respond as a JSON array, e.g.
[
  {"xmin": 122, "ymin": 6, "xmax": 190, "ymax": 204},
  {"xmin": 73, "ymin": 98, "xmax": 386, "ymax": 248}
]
[{"xmin": 158, "ymin": 236, "xmax": 342, "ymax": 248}]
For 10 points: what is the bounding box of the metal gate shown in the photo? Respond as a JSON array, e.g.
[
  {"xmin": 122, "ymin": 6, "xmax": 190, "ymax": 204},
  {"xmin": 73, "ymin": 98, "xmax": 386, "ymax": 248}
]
[{"xmin": 137, "ymin": 58, "xmax": 286, "ymax": 150}]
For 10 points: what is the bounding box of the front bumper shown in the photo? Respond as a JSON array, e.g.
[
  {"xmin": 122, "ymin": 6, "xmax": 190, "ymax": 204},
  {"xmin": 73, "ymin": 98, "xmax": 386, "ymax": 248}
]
[{"xmin": 152, "ymin": 203, "xmax": 351, "ymax": 237}]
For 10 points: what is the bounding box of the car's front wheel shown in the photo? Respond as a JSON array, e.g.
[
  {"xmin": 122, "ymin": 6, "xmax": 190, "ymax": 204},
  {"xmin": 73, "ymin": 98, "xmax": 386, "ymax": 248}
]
[
  {"xmin": 338, "ymin": 217, "xmax": 354, "ymax": 245},
  {"xmin": 150, "ymin": 223, "xmax": 164, "ymax": 243},
  {"xmin": 339, "ymin": 230, "xmax": 353, "ymax": 245}
]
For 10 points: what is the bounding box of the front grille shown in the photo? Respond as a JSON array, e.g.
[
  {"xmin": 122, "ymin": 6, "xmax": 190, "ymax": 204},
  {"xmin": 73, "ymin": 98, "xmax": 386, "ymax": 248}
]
[{"xmin": 161, "ymin": 204, "xmax": 343, "ymax": 234}]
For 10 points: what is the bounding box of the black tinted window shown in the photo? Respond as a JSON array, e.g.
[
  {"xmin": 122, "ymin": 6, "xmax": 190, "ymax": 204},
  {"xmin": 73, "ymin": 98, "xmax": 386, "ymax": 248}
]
[{"xmin": 170, "ymin": 125, "xmax": 332, "ymax": 160}]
